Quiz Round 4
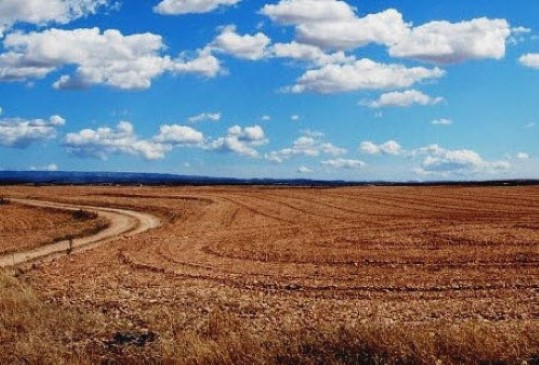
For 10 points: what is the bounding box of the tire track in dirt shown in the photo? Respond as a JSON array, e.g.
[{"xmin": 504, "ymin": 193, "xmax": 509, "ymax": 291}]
[
  {"xmin": 80, "ymin": 187, "xmax": 538, "ymax": 301},
  {"xmin": 0, "ymin": 198, "xmax": 161, "ymax": 270}
]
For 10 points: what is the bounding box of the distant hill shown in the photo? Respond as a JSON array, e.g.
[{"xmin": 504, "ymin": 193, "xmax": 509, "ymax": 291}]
[
  {"xmin": 0, "ymin": 171, "xmax": 537, "ymax": 187},
  {"xmin": 0, "ymin": 171, "xmax": 345, "ymax": 186}
]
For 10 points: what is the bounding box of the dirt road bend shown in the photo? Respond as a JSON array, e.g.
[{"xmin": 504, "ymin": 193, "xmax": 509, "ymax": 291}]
[{"xmin": 0, "ymin": 198, "xmax": 161, "ymax": 269}]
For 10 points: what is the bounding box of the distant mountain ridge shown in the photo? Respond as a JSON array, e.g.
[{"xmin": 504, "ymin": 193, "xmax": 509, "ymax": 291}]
[{"xmin": 0, "ymin": 171, "xmax": 537, "ymax": 187}]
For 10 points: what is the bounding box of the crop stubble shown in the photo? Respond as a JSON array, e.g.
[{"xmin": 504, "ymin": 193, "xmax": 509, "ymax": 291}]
[{"xmin": 1, "ymin": 185, "xmax": 538, "ymax": 363}]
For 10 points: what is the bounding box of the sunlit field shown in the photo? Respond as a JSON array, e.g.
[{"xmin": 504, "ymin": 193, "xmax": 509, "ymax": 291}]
[{"xmin": 0, "ymin": 185, "xmax": 538, "ymax": 364}]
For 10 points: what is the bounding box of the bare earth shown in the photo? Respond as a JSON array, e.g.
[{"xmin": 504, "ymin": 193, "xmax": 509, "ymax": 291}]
[{"xmin": 0, "ymin": 185, "xmax": 538, "ymax": 364}]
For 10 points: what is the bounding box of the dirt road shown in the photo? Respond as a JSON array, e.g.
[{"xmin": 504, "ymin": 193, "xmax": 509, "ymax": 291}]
[{"xmin": 0, "ymin": 198, "xmax": 160, "ymax": 269}]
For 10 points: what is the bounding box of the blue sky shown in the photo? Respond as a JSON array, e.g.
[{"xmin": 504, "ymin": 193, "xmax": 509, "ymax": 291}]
[{"xmin": 0, "ymin": 0, "xmax": 537, "ymax": 180}]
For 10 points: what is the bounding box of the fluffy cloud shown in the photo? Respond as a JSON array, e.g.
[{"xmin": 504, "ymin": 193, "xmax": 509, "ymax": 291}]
[
  {"xmin": 321, "ymin": 158, "xmax": 365, "ymax": 169},
  {"xmin": 261, "ymin": 1, "xmax": 408, "ymax": 50},
  {"xmin": 357, "ymin": 140, "xmax": 510, "ymax": 176},
  {"xmin": 0, "ymin": 27, "xmax": 221, "ymax": 89},
  {"xmin": 207, "ymin": 125, "xmax": 268, "ymax": 157},
  {"xmin": 211, "ymin": 25, "xmax": 270, "ymax": 60},
  {"xmin": 188, "ymin": 112, "xmax": 221, "ymax": 123},
  {"xmin": 261, "ymin": 0, "xmax": 356, "ymax": 25},
  {"xmin": 0, "ymin": 0, "xmax": 108, "ymax": 36},
  {"xmin": 414, "ymin": 144, "xmax": 510, "ymax": 175},
  {"xmin": 297, "ymin": 9, "xmax": 408, "ymax": 51},
  {"xmin": 154, "ymin": 0, "xmax": 240, "ymax": 15},
  {"xmin": 154, "ymin": 125, "xmax": 205, "ymax": 146},
  {"xmin": 65, "ymin": 121, "xmax": 271, "ymax": 160},
  {"xmin": 519, "ymin": 54, "xmax": 539, "ymax": 69},
  {"xmin": 64, "ymin": 121, "xmax": 171, "ymax": 160},
  {"xmin": 266, "ymin": 133, "xmax": 346, "ymax": 163},
  {"xmin": 389, "ymin": 18, "xmax": 511, "ymax": 64},
  {"xmin": 170, "ymin": 47, "xmax": 222, "ymax": 78},
  {"xmin": 516, "ymin": 152, "xmax": 529, "ymax": 160},
  {"xmin": 365, "ymin": 89, "xmax": 443, "ymax": 108},
  {"xmin": 360, "ymin": 140, "xmax": 402, "ymax": 156},
  {"xmin": 286, "ymin": 58, "xmax": 444, "ymax": 94},
  {"xmin": 262, "ymin": 2, "xmax": 512, "ymax": 64},
  {"xmin": 0, "ymin": 114, "xmax": 65, "ymax": 148},
  {"xmin": 270, "ymin": 41, "xmax": 352, "ymax": 66},
  {"xmin": 431, "ymin": 118, "xmax": 452, "ymax": 126}
]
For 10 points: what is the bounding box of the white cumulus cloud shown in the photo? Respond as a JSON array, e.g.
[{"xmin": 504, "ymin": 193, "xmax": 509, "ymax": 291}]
[
  {"xmin": 262, "ymin": 1, "xmax": 513, "ymax": 65},
  {"xmin": 0, "ymin": 27, "xmax": 221, "ymax": 89},
  {"xmin": 0, "ymin": 113, "xmax": 65, "ymax": 148},
  {"xmin": 154, "ymin": 0, "xmax": 240, "ymax": 15},
  {"xmin": 64, "ymin": 121, "xmax": 171, "ymax": 160},
  {"xmin": 286, "ymin": 58, "xmax": 444, "ymax": 94},
  {"xmin": 364, "ymin": 89, "xmax": 443, "ymax": 108},
  {"xmin": 519, "ymin": 53, "xmax": 539, "ymax": 69},
  {"xmin": 270, "ymin": 41, "xmax": 352, "ymax": 66},
  {"xmin": 261, "ymin": 1, "xmax": 409, "ymax": 51},
  {"xmin": 207, "ymin": 125, "xmax": 268, "ymax": 157},
  {"xmin": 0, "ymin": 0, "xmax": 109, "ymax": 36},
  {"xmin": 414, "ymin": 144, "xmax": 510, "ymax": 176},
  {"xmin": 321, "ymin": 158, "xmax": 365, "ymax": 169},
  {"xmin": 211, "ymin": 25, "xmax": 270, "ymax": 60},
  {"xmin": 154, "ymin": 125, "xmax": 205, "ymax": 146},
  {"xmin": 297, "ymin": 9, "xmax": 408, "ymax": 51},
  {"xmin": 64, "ymin": 121, "xmax": 208, "ymax": 160},
  {"xmin": 389, "ymin": 18, "xmax": 511, "ymax": 64},
  {"xmin": 266, "ymin": 132, "xmax": 346, "ymax": 163},
  {"xmin": 359, "ymin": 140, "xmax": 402, "ymax": 156},
  {"xmin": 261, "ymin": 0, "xmax": 356, "ymax": 25}
]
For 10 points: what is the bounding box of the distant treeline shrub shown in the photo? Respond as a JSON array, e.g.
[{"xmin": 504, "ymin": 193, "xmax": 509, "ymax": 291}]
[{"xmin": 72, "ymin": 209, "xmax": 98, "ymax": 220}]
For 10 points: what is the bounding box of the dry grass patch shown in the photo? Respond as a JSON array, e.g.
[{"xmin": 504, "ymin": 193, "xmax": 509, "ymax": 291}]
[{"xmin": 0, "ymin": 271, "xmax": 101, "ymax": 364}]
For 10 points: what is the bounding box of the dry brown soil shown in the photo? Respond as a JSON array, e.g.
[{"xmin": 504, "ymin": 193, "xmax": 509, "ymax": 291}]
[{"xmin": 0, "ymin": 185, "xmax": 538, "ymax": 364}]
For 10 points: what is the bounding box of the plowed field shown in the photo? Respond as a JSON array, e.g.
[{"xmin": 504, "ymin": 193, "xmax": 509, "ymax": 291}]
[{"xmin": 1, "ymin": 185, "xmax": 538, "ymax": 364}]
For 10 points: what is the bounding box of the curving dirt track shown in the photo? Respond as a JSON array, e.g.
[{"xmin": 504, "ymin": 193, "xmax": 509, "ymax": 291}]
[{"xmin": 0, "ymin": 198, "xmax": 160, "ymax": 269}]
